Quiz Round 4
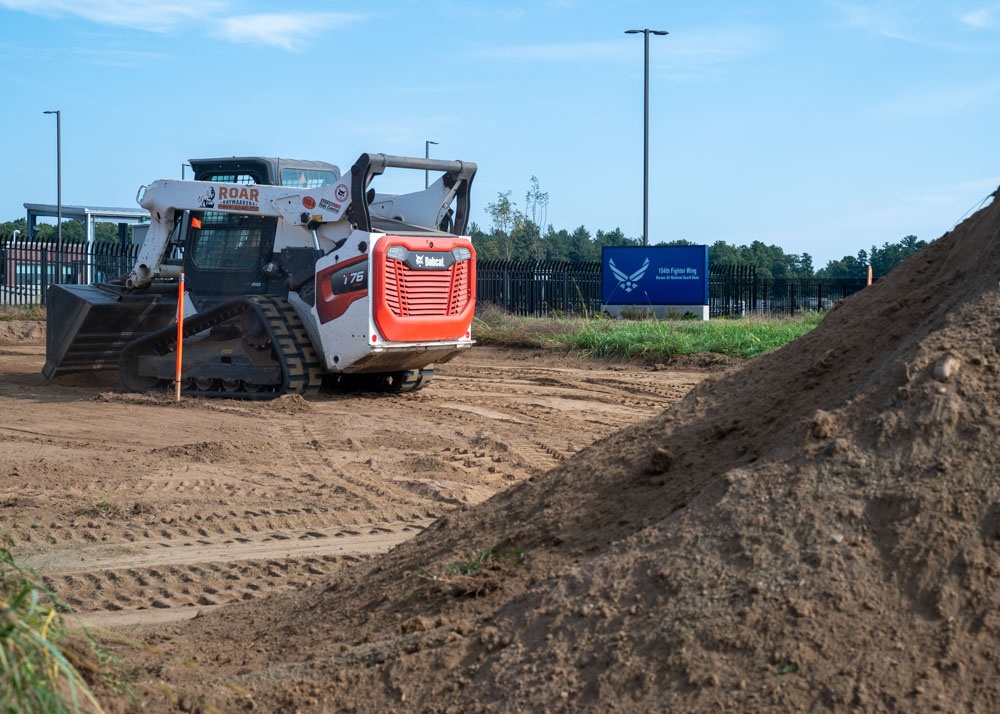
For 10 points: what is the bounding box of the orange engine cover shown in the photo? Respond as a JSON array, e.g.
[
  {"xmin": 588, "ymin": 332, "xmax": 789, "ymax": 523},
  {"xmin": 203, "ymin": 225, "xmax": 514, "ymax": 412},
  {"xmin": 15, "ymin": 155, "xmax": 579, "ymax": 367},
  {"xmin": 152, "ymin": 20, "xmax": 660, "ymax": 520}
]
[{"xmin": 372, "ymin": 236, "xmax": 476, "ymax": 342}]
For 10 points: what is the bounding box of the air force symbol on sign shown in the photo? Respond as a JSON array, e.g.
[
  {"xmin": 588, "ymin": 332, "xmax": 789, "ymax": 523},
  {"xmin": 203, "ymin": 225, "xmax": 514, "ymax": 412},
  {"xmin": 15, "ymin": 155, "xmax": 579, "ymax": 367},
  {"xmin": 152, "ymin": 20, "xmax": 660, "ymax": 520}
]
[{"xmin": 608, "ymin": 257, "xmax": 649, "ymax": 293}]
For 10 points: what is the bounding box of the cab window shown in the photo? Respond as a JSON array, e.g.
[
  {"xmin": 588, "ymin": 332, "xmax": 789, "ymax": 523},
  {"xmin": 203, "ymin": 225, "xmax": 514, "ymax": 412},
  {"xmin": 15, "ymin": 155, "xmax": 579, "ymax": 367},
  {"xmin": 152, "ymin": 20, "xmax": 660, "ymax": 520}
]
[{"xmin": 281, "ymin": 169, "xmax": 337, "ymax": 188}]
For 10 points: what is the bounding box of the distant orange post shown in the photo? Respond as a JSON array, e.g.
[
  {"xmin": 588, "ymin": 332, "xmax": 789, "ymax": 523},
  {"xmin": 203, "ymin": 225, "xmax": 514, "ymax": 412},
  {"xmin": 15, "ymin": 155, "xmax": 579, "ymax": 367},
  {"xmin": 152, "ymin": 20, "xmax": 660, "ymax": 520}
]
[
  {"xmin": 175, "ymin": 273, "xmax": 185, "ymax": 402},
  {"xmin": 867, "ymin": 265, "xmax": 873, "ymax": 286}
]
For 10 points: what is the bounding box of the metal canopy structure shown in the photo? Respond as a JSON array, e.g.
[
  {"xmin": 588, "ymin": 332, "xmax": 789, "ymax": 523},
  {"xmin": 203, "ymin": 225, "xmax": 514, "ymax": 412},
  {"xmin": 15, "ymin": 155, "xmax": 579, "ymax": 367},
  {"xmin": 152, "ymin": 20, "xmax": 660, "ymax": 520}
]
[
  {"xmin": 24, "ymin": 203, "xmax": 149, "ymax": 284},
  {"xmin": 24, "ymin": 202, "xmax": 149, "ymax": 240}
]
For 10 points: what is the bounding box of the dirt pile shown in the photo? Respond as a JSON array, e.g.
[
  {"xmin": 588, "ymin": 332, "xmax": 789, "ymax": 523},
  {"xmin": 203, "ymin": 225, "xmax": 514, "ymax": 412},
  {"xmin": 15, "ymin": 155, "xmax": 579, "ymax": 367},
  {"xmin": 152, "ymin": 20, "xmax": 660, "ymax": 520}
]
[
  {"xmin": 0, "ymin": 319, "xmax": 44, "ymax": 345},
  {"xmin": 118, "ymin": 189, "xmax": 1000, "ymax": 712}
]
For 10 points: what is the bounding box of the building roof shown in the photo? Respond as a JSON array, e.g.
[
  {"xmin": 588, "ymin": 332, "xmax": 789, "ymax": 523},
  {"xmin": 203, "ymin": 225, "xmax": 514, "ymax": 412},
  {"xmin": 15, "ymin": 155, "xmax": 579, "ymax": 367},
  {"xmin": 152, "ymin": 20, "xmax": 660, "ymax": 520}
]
[{"xmin": 23, "ymin": 203, "xmax": 149, "ymax": 220}]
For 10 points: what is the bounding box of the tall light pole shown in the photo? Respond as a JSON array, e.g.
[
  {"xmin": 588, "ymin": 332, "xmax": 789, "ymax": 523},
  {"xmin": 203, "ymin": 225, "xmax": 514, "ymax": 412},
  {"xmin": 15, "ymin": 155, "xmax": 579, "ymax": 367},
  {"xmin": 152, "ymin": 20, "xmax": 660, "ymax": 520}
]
[
  {"xmin": 425, "ymin": 140, "xmax": 438, "ymax": 188},
  {"xmin": 625, "ymin": 29, "xmax": 667, "ymax": 246},
  {"xmin": 43, "ymin": 110, "xmax": 62, "ymax": 279}
]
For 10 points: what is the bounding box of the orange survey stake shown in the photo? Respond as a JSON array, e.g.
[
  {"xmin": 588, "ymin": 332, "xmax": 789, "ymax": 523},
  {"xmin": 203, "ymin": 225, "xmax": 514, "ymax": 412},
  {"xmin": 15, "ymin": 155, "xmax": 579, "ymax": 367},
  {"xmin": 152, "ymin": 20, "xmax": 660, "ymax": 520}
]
[{"xmin": 175, "ymin": 273, "xmax": 185, "ymax": 401}]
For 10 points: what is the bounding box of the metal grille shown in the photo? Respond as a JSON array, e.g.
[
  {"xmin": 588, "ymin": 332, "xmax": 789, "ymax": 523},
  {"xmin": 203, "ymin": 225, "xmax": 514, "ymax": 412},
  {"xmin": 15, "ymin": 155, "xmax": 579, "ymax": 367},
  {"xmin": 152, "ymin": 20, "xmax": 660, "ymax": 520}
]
[
  {"xmin": 189, "ymin": 213, "xmax": 264, "ymax": 270},
  {"xmin": 383, "ymin": 258, "xmax": 471, "ymax": 316}
]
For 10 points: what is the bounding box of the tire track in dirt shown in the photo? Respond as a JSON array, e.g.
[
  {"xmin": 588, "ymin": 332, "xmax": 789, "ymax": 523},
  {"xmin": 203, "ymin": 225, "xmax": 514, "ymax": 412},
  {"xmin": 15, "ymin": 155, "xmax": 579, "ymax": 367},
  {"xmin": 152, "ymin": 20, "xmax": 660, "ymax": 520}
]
[
  {"xmin": 28, "ymin": 520, "xmax": 430, "ymax": 626},
  {"xmin": 282, "ymin": 419, "xmax": 437, "ymax": 516},
  {"xmin": 0, "ymin": 342, "xmax": 709, "ymax": 632},
  {"xmin": 400, "ymin": 400, "xmax": 572, "ymax": 477}
]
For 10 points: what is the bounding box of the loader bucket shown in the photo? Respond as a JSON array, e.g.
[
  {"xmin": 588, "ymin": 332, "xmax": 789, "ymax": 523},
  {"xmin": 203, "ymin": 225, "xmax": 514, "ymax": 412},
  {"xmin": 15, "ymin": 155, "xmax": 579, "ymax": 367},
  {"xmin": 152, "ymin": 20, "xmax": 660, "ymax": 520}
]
[{"xmin": 43, "ymin": 284, "xmax": 178, "ymax": 379}]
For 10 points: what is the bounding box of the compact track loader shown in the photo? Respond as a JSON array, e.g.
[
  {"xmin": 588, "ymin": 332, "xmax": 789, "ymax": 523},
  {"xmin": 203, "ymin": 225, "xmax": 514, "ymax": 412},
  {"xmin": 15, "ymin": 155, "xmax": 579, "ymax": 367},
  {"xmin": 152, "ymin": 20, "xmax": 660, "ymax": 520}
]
[{"xmin": 43, "ymin": 153, "xmax": 477, "ymax": 397}]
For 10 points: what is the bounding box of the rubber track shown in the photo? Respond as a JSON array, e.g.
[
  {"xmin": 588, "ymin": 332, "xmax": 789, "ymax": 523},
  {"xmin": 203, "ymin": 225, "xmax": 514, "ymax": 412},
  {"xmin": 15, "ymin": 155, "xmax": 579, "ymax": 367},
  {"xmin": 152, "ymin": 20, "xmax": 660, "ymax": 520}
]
[
  {"xmin": 251, "ymin": 296, "xmax": 324, "ymax": 394},
  {"xmin": 120, "ymin": 295, "xmax": 323, "ymax": 399}
]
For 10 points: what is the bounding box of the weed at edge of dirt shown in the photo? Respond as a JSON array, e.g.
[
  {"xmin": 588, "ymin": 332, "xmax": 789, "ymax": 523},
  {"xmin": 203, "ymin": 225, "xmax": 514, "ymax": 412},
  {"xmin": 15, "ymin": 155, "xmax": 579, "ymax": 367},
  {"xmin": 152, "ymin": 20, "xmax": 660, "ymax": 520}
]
[
  {"xmin": 0, "ymin": 530, "xmax": 112, "ymax": 713},
  {"xmin": 415, "ymin": 539, "xmax": 525, "ymax": 598},
  {"xmin": 77, "ymin": 497, "xmax": 129, "ymax": 521}
]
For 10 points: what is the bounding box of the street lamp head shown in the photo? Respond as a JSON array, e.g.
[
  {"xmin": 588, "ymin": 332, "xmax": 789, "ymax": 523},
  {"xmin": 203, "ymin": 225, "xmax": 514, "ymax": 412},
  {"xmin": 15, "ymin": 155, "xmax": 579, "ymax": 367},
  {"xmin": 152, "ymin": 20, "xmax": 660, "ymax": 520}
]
[
  {"xmin": 43, "ymin": 109, "xmax": 59, "ymax": 115},
  {"xmin": 625, "ymin": 29, "xmax": 668, "ymax": 35}
]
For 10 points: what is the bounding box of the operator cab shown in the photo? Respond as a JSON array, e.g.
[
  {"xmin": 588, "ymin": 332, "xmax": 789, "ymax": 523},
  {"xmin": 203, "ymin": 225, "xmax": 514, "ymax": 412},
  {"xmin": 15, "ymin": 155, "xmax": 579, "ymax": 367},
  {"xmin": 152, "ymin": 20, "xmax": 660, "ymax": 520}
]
[
  {"xmin": 181, "ymin": 157, "xmax": 341, "ymax": 305},
  {"xmin": 188, "ymin": 157, "xmax": 340, "ymax": 187}
]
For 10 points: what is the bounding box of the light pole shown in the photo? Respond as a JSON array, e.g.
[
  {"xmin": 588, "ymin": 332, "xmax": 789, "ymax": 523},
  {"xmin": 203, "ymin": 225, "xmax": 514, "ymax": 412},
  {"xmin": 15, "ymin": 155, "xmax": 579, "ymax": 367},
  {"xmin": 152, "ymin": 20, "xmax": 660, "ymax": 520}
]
[
  {"xmin": 425, "ymin": 140, "xmax": 438, "ymax": 188},
  {"xmin": 43, "ymin": 110, "xmax": 62, "ymax": 280},
  {"xmin": 42, "ymin": 109, "xmax": 62, "ymax": 264},
  {"xmin": 625, "ymin": 29, "xmax": 667, "ymax": 246}
]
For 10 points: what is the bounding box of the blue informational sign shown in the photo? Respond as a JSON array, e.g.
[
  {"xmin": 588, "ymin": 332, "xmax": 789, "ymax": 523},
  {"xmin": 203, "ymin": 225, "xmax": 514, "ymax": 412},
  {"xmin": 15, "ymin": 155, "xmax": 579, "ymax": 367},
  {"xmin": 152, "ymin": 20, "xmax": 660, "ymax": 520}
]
[{"xmin": 601, "ymin": 245, "xmax": 709, "ymax": 306}]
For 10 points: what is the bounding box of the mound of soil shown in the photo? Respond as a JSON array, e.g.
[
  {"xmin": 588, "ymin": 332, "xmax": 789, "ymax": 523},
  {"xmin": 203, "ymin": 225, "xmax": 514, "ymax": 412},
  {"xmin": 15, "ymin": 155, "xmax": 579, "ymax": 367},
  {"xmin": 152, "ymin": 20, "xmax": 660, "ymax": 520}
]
[
  {"xmin": 115, "ymin": 188, "xmax": 1000, "ymax": 712},
  {"xmin": 0, "ymin": 319, "xmax": 44, "ymax": 345}
]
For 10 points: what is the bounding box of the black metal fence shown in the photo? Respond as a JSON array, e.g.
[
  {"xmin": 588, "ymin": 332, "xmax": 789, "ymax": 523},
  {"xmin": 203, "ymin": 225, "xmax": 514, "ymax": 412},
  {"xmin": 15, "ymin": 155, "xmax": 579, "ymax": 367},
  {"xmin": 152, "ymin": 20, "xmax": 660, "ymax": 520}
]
[
  {"xmin": 1, "ymin": 239, "xmax": 870, "ymax": 317},
  {"xmin": 478, "ymin": 260, "xmax": 869, "ymax": 318},
  {"xmin": 707, "ymin": 265, "xmax": 868, "ymax": 317},
  {"xmin": 0, "ymin": 238, "xmax": 138, "ymax": 306},
  {"xmin": 476, "ymin": 259, "xmax": 603, "ymax": 316}
]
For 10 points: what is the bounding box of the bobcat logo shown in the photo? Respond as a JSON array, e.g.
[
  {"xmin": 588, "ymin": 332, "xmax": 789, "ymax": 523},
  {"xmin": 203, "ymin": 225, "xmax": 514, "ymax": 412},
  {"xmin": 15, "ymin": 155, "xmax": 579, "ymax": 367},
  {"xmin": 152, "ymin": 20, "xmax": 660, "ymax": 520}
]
[{"xmin": 609, "ymin": 257, "xmax": 649, "ymax": 293}]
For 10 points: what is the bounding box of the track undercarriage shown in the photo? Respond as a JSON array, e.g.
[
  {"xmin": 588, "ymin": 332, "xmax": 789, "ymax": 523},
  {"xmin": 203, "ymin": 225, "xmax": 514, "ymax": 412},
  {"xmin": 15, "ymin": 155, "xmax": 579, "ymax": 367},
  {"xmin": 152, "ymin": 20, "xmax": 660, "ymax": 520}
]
[{"xmin": 118, "ymin": 295, "xmax": 432, "ymax": 399}]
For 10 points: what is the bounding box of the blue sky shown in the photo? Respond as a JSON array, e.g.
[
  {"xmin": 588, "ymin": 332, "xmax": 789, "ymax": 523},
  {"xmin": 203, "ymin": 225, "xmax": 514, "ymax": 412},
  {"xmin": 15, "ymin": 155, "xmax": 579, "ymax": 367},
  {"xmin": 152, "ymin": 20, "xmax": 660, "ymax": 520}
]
[{"xmin": 1, "ymin": 0, "xmax": 998, "ymax": 268}]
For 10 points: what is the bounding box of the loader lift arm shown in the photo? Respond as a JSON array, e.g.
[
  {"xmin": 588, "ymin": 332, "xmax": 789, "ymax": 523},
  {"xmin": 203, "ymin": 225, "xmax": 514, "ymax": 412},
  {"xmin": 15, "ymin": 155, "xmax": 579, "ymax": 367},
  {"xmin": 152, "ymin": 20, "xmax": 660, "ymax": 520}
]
[{"xmin": 351, "ymin": 154, "xmax": 476, "ymax": 235}]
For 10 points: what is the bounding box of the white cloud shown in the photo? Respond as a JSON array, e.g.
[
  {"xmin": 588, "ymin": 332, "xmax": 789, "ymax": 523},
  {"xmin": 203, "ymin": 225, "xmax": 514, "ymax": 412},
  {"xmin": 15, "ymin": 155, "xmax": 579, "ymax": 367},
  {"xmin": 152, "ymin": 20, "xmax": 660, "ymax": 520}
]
[
  {"xmin": 212, "ymin": 12, "xmax": 364, "ymax": 51},
  {"xmin": 479, "ymin": 40, "xmax": 627, "ymax": 62},
  {"xmin": 829, "ymin": 1, "xmax": 1000, "ymax": 49},
  {"xmin": 869, "ymin": 80, "xmax": 1000, "ymax": 118},
  {"xmin": 0, "ymin": 0, "xmax": 225, "ymax": 32},
  {"xmin": 667, "ymin": 26, "xmax": 772, "ymax": 65},
  {"xmin": 0, "ymin": 1, "xmax": 365, "ymax": 50},
  {"xmin": 478, "ymin": 26, "xmax": 770, "ymax": 71},
  {"xmin": 960, "ymin": 5, "xmax": 999, "ymax": 28}
]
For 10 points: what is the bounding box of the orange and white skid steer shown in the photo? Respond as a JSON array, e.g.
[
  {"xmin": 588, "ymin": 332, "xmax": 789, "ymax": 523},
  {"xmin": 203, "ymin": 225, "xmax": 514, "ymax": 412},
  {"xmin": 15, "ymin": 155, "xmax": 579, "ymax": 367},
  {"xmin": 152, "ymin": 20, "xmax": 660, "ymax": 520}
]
[{"xmin": 43, "ymin": 153, "xmax": 477, "ymax": 397}]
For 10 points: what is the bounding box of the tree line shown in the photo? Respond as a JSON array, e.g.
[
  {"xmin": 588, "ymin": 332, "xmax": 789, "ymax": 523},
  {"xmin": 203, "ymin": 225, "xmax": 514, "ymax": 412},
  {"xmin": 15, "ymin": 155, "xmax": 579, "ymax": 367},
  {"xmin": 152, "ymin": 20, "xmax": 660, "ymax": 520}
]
[
  {"xmin": 0, "ymin": 218, "xmax": 128, "ymax": 245},
  {"xmin": 2, "ymin": 188, "xmax": 930, "ymax": 280},
  {"xmin": 471, "ymin": 180, "xmax": 930, "ymax": 280}
]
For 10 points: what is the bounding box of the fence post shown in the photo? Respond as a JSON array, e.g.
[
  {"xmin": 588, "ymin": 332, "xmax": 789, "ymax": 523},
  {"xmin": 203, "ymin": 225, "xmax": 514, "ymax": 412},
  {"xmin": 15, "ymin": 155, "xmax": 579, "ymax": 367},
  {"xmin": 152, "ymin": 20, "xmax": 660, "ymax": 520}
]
[{"xmin": 40, "ymin": 246, "xmax": 49, "ymax": 305}]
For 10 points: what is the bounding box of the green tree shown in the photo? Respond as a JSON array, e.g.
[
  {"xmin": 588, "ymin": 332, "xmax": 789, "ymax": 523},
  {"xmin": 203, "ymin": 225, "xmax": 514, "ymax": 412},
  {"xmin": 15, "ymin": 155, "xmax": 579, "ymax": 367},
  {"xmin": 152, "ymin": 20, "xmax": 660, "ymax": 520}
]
[
  {"xmin": 510, "ymin": 218, "xmax": 545, "ymax": 261},
  {"xmin": 796, "ymin": 252, "xmax": 815, "ymax": 277},
  {"xmin": 0, "ymin": 218, "xmax": 28, "ymax": 242},
  {"xmin": 709, "ymin": 240, "xmax": 742, "ymax": 268},
  {"xmin": 469, "ymin": 222, "xmax": 503, "ymax": 261},
  {"xmin": 543, "ymin": 227, "xmax": 571, "ymax": 261},
  {"xmin": 524, "ymin": 175, "xmax": 549, "ymax": 229},
  {"xmin": 868, "ymin": 235, "xmax": 927, "ymax": 277},
  {"xmin": 817, "ymin": 254, "xmax": 868, "ymax": 279},
  {"xmin": 594, "ymin": 228, "xmax": 639, "ymax": 249},
  {"xmin": 485, "ymin": 191, "xmax": 524, "ymax": 260}
]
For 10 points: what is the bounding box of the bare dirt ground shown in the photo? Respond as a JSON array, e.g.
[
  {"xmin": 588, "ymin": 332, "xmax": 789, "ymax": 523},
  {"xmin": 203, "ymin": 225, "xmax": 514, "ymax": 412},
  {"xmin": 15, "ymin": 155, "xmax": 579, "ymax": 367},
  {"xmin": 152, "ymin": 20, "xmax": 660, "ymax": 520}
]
[
  {"xmin": 6, "ymin": 186, "xmax": 1000, "ymax": 713},
  {"xmin": 0, "ymin": 329, "xmax": 707, "ymax": 690}
]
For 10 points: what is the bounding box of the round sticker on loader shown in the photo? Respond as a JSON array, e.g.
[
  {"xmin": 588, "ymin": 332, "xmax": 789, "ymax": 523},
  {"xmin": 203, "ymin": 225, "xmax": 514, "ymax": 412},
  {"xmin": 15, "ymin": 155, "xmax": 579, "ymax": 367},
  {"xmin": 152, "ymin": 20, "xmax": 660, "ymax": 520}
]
[
  {"xmin": 302, "ymin": 196, "xmax": 316, "ymax": 209},
  {"xmin": 335, "ymin": 184, "xmax": 349, "ymax": 202}
]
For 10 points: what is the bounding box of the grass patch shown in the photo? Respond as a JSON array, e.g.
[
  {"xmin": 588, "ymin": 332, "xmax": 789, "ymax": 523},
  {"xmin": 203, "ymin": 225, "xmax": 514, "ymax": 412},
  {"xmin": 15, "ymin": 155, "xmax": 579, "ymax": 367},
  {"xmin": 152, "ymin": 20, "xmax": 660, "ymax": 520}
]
[
  {"xmin": 0, "ymin": 530, "xmax": 109, "ymax": 713},
  {"xmin": 473, "ymin": 304, "xmax": 824, "ymax": 362},
  {"xmin": 77, "ymin": 497, "xmax": 130, "ymax": 521},
  {"xmin": 0, "ymin": 305, "xmax": 45, "ymax": 322},
  {"xmin": 416, "ymin": 539, "xmax": 525, "ymax": 598}
]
